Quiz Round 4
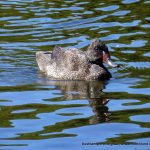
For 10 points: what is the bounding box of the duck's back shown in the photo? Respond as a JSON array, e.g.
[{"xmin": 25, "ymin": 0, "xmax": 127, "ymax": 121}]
[
  {"xmin": 63, "ymin": 48, "xmax": 89, "ymax": 71},
  {"xmin": 59, "ymin": 48, "xmax": 90, "ymax": 79},
  {"xmin": 36, "ymin": 47, "xmax": 90, "ymax": 79}
]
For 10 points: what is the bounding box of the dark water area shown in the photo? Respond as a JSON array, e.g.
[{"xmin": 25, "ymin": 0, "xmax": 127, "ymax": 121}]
[{"xmin": 0, "ymin": 0, "xmax": 150, "ymax": 150}]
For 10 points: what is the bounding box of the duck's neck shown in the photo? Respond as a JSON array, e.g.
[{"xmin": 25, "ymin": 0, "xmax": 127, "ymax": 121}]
[{"xmin": 88, "ymin": 58, "xmax": 112, "ymax": 80}]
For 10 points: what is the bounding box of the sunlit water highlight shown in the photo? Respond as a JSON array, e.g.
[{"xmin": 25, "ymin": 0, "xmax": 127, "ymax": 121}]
[{"xmin": 0, "ymin": 0, "xmax": 150, "ymax": 150}]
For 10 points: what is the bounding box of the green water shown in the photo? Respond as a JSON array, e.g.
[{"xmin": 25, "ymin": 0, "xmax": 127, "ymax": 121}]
[{"xmin": 0, "ymin": 0, "xmax": 150, "ymax": 150}]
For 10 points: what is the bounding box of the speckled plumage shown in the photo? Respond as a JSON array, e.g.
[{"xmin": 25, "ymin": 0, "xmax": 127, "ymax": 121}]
[{"xmin": 36, "ymin": 39, "xmax": 116, "ymax": 80}]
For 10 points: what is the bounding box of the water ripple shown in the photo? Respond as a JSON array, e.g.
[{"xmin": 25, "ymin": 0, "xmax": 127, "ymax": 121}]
[{"xmin": 0, "ymin": 0, "xmax": 150, "ymax": 149}]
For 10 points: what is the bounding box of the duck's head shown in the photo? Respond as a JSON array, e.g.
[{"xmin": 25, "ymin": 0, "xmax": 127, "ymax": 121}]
[{"xmin": 86, "ymin": 39, "xmax": 119, "ymax": 68}]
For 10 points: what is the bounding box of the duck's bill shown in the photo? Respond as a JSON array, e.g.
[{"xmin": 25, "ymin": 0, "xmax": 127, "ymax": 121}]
[
  {"xmin": 106, "ymin": 59, "xmax": 119, "ymax": 68},
  {"xmin": 102, "ymin": 51, "xmax": 119, "ymax": 68}
]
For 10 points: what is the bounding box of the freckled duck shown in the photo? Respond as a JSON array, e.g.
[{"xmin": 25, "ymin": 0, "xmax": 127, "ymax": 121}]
[{"xmin": 36, "ymin": 39, "xmax": 119, "ymax": 80}]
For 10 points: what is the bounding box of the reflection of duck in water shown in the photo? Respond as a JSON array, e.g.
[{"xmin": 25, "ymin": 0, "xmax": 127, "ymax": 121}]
[
  {"xmin": 89, "ymin": 97, "xmax": 110, "ymax": 124},
  {"xmin": 36, "ymin": 39, "xmax": 118, "ymax": 80},
  {"xmin": 40, "ymin": 80, "xmax": 110, "ymax": 124}
]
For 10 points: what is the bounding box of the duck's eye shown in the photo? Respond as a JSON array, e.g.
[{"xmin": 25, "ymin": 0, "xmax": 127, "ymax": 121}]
[{"xmin": 94, "ymin": 47, "xmax": 99, "ymax": 51}]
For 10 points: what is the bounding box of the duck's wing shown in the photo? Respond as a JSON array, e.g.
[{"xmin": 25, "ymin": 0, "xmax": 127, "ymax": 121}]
[{"xmin": 51, "ymin": 46, "xmax": 65, "ymax": 60}]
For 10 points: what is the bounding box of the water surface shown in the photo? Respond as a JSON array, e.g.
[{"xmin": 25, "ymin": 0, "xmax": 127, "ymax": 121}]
[{"xmin": 0, "ymin": 0, "xmax": 150, "ymax": 150}]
